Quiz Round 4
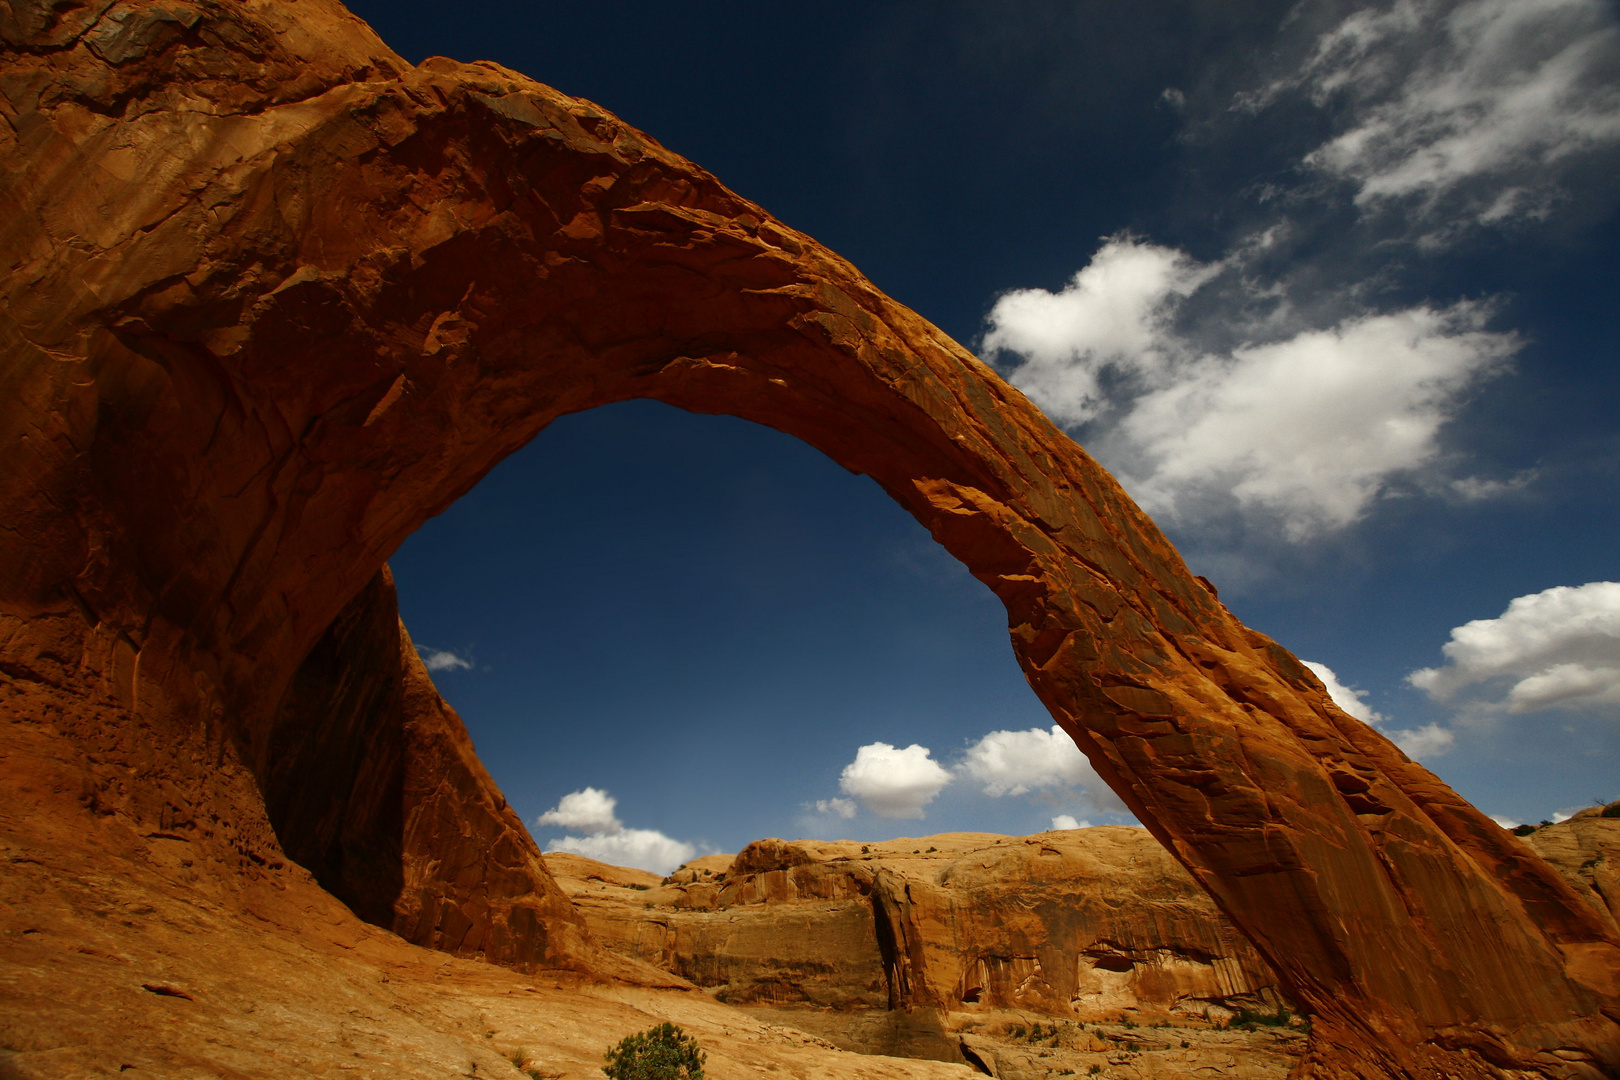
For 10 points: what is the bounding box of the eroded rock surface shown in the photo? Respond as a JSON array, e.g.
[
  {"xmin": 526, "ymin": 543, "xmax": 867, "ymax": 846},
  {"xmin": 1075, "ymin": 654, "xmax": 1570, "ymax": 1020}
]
[
  {"xmin": 1530, "ymin": 807, "xmax": 1620, "ymax": 930},
  {"xmin": 549, "ymin": 829, "xmax": 1281, "ymax": 1023},
  {"xmin": 1, "ymin": 0, "xmax": 1617, "ymax": 1075}
]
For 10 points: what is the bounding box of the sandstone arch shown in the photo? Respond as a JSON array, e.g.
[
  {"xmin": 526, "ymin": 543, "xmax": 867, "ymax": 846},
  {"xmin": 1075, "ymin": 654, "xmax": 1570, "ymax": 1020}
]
[{"xmin": 0, "ymin": 2, "xmax": 1616, "ymax": 1076}]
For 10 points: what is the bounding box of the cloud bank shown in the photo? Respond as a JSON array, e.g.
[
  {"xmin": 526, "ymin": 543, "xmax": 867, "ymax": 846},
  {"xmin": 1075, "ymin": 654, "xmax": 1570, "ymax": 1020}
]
[
  {"xmin": 537, "ymin": 787, "xmax": 697, "ymax": 875},
  {"xmin": 985, "ymin": 238, "xmax": 1519, "ymax": 540}
]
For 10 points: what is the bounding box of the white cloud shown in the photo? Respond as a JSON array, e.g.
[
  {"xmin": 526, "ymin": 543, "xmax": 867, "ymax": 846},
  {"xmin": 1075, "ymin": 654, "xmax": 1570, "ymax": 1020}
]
[
  {"xmin": 1389, "ymin": 722, "xmax": 1457, "ymax": 758},
  {"xmin": 981, "ymin": 237, "xmax": 1216, "ymax": 426},
  {"xmin": 1290, "ymin": 0, "xmax": 1620, "ymax": 228},
  {"xmin": 1304, "ymin": 659, "xmax": 1454, "ymax": 759},
  {"xmin": 839, "ymin": 742, "xmax": 952, "ymax": 819},
  {"xmin": 546, "ymin": 829, "xmax": 696, "ymax": 875},
  {"xmin": 1409, "ymin": 581, "xmax": 1620, "ymax": 713},
  {"xmin": 1303, "ymin": 661, "xmax": 1387, "ymax": 724},
  {"xmin": 814, "ymin": 797, "xmax": 858, "ymax": 819},
  {"xmin": 536, "ymin": 787, "xmax": 697, "ymax": 875},
  {"xmin": 1117, "ymin": 303, "xmax": 1517, "ymax": 538},
  {"xmin": 986, "ymin": 238, "xmax": 1520, "ymax": 540},
  {"xmin": 537, "ymin": 787, "xmax": 621, "ymax": 834},
  {"xmin": 1050, "ymin": 814, "xmax": 1087, "ymax": 830},
  {"xmin": 958, "ymin": 725, "xmax": 1100, "ymax": 796},
  {"xmin": 1490, "ymin": 814, "xmax": 1521, "ymax": 829},
  {"xmin": 421, "ymin": 647, "xmax": 473, "ymax": 672}
]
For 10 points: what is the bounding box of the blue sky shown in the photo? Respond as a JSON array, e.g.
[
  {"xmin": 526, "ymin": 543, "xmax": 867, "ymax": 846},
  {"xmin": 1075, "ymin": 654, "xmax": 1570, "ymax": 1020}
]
[{"xmin": 355, "ymin": 0, "xmax": 1620, "ymax": 872}]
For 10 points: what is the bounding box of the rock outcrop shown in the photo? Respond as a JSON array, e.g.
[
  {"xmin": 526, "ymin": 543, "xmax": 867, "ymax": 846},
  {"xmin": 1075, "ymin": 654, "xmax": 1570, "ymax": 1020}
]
[
  {"xmin": 1530, "ymin": 807, "xmax": 1620, "ymax": 930},
  {"xmin": 2, "ymin": 1, "xmax": 1617, "ymax": 1075},
  {"xmin": 549, "ymin": 830, "xmax": 1283, "ymax": 1023}
]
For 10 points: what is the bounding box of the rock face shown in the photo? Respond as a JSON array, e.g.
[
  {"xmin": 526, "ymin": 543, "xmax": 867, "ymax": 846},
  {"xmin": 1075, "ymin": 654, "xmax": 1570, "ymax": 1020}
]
[
  {"xmin": 549, "ymin": 829, "xmax": 1284, "ymax": 1022},
  {"xmin": 1530, "ymin": 808, "xmax": 1620, "ymax": 930},
  {"xmin": 264, "ymin": 564, "xmax": 589, "ymax": 967},
  {"xmin": 1, "ymin": 1, "xmax": 1617, "ymax": 1076}
]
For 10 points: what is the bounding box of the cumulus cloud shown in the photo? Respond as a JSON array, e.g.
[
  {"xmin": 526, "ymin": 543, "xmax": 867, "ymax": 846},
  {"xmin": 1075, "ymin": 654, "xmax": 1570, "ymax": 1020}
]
[
  {"xmin": 839, "ymin": 742, "xmax": 952, "ymax": 819},
  {"xmin": 1304, "ymin": 659, "xmax": 1454, "ymax": 759},
  {"xmin": 421, "ymin": 647, "xmax": 474, "ymax": 672},
  {"xmin": 958, "ymin": 725, "xmax": 1100, "ymax": 796},
  {"xmin": 1408, "ymin": 581, "xmax": 1620, "ymax": 713},
  {"xmin": 1303, "ymin": 660, "xmax": 1387, "ymax": 724},
  {"xmin": 980, "ymin": 238, "xmax": 1218, "ymax": 425},
  {"xmin": 537, "ymin": 787, "xmax": 697, "ymax": 875},
  {"xmin": 986, "ymin": 237, "xmax": 1520, "ymax": 539},
  {"xmin": 537, "ymin": 787, "xmax": 621, "ymax": 834},
  {"xmin": 814, "ymin": 797, "xmax": 858, "ymax": 819},
  {"xmin": 1050, "ymin": 814, "xmax": 1087, "ymax": 830},
  {"xmin": 1284, "ymin": 0, "xmax": 1620, "ymax": 229}
]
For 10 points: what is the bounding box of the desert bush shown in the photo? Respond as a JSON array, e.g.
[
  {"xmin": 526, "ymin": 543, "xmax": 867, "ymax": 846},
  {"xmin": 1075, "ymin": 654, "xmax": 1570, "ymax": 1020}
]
[{"xmin": 603, "ymin": 1023, "xmax": 705, "ymax": 1080}]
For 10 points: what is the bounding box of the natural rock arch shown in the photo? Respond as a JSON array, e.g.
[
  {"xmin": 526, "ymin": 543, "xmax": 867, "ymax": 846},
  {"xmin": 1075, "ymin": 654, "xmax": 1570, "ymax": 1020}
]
[{"xmin": 0, "ymin": 1, "xmax": 1615, "ymax": 1076}]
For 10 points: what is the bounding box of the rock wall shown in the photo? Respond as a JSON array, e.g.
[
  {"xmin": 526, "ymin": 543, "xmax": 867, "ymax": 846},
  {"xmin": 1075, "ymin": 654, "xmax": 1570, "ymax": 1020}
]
[
  {"xmin": 548, "ymin": 829, "xmax": 1283, "ymax": 1023},
  {"xmin": 1, "ymin": 1, "xmax": 1616, "ymax": 1075},
  {"xmin": 264, "ymin": 564, "xmax": 589, "ymax": 966},
  {"xmin": 1530, "ymin": 809, "xmax": 1620, "ymax": 930}
]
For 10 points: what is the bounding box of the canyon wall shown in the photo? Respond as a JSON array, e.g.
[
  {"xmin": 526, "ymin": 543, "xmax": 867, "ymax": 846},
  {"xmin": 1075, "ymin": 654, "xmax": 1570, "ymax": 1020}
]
[
  {"xmin": 1, "ymin": 1, "xmax": 1616, "ymax": 1075},
  {"xmin": 549, "ymin": 829, "xmax": 1284, "ymax": 1022}
]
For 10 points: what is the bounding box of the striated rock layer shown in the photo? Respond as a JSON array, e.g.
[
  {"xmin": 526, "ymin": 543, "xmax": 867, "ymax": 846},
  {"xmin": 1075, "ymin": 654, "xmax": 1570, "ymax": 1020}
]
[
  {"xmin": 1, "ymin": 1, "xmax": 1616, "ymax": 1075},
  {"xmin": 549, "ymin": 829, "xmax": 1285, "ymax": 1022}
]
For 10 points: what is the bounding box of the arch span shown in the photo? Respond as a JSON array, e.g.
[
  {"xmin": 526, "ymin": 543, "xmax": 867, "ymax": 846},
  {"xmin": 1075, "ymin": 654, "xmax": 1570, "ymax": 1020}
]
[{"xmin": 0, "ymin": 2, "xmax": 1615, "ymax": 1075}]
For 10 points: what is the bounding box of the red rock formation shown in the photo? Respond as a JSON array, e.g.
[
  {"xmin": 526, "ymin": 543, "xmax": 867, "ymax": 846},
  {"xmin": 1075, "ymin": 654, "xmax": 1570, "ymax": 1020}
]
[
  {"xmin": 550, "ymin": 830, "xmax": 1284, "ymax": 1022},
  {"xmin": 263, "ymin": 564, "xmax": 589, "ymax": 965},
  {"xmin": 1, "ymin": 1, "xmax": 1616, "ymax": 1075}
]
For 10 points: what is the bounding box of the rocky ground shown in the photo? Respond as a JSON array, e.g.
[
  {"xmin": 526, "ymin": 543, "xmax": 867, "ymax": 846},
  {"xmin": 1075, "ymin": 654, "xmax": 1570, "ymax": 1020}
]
[
  {"xmin": 544, "ymin": 828, "xmax": 1307, "ymax": 1078},
  {"xmin": 0, "ymin": 804, "xmax": 970, "ymax": 1080}
]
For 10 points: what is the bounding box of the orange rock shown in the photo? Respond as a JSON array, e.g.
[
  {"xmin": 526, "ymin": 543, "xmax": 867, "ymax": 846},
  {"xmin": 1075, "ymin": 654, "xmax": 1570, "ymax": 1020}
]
[
  {"xmin": 549, "ymin": 829, "xmax": 1284, "ymax": 1023},
  {"xmin": 0, "ymin": 1, "xmax": 1616, "ymax": 1075}
]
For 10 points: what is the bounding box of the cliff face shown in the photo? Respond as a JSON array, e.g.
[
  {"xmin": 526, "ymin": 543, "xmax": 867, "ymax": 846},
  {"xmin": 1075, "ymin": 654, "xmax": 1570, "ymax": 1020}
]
[
  {"xmin": 263, "ymin": 565, "xmax": 589, "ymax": 967},
  {"xmin": 1, "ymin": 1, "xmax": 1617, "ymax": 1076},
  {"xmin": 549, "ymin": 829, "xmax": 1283, "ymax": 1023}
]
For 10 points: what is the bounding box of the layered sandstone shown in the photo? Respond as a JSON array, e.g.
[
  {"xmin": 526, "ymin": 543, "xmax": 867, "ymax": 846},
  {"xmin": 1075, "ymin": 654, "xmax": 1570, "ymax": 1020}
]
[
  {"xmin": 1, "ymin": 1, "xmax": 1617, "ymax": 1076},
  {"xmin": 549, "ymin": 829, "xmax": 1282, "ymax": 1023}
]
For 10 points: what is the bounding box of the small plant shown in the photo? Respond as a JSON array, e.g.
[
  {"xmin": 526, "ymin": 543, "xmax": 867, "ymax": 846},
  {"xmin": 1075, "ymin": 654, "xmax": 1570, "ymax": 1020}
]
[
  {"xmin": 926, "ymin": 846, "xmax": 937, "ymax": 853},
  {"xmin": 1512, "ymin": 823, "xmax": 1538, "ymax": 836},
  {"xmin": 1231, "ymin": 1006, "xmax": 1291, "ymax": 1028},
  {"xmin": 1601, "ymin": 802, "xmax": 1620, "ymax": 818},
  {"xmin": 1088, "ymin": 1066, "xmax": 1102, "ymax": 1076},
  {"xmin": 603, "ymin": 1023, "xmax": 705, "ymax": 1080}
]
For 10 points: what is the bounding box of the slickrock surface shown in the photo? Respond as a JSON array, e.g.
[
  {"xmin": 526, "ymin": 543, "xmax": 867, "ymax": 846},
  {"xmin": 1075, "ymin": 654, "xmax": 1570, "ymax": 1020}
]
[
  {"xmin": 0, "ymin": 802, "xmax": 975, "ymax": 1080},
  {"xmin": 2, "ymin": 1, "xmax": 1617, "ymax": 1075},
  {"xmin": 1530, "ymin": 808, "xmax": 1620, "ymax": 929},
  {"xmin": 547, "ymin": 829, "xmax": 1282, "ymax": 1023}
]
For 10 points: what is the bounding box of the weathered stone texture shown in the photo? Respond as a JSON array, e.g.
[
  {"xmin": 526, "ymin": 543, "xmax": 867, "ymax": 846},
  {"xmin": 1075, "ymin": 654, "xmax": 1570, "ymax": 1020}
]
[{"xmin": 549, "ymin": 829, "xmax": 1284, "ymax": 1022}]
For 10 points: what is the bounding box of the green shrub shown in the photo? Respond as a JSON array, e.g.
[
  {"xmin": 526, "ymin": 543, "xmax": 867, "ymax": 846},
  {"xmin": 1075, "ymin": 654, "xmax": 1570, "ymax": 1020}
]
[
  {"xmin": 1512, "ymin": 823, "xmax": 1538, "ymax": 836},
  {"xmin": 1231, "ymin": 1006, "xmax": 1291, "ymax": 1028},
  {"xmin": 603, "ymin": 1023, "xmax": 705, "ymax": 1080}
]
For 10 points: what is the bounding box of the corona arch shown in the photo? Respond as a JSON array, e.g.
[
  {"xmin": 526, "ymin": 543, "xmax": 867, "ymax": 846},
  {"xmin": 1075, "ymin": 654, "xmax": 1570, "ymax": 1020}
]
[{"xmin": 1, "ymin": 2, "xmax": 1615, "ymax": 1074}]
